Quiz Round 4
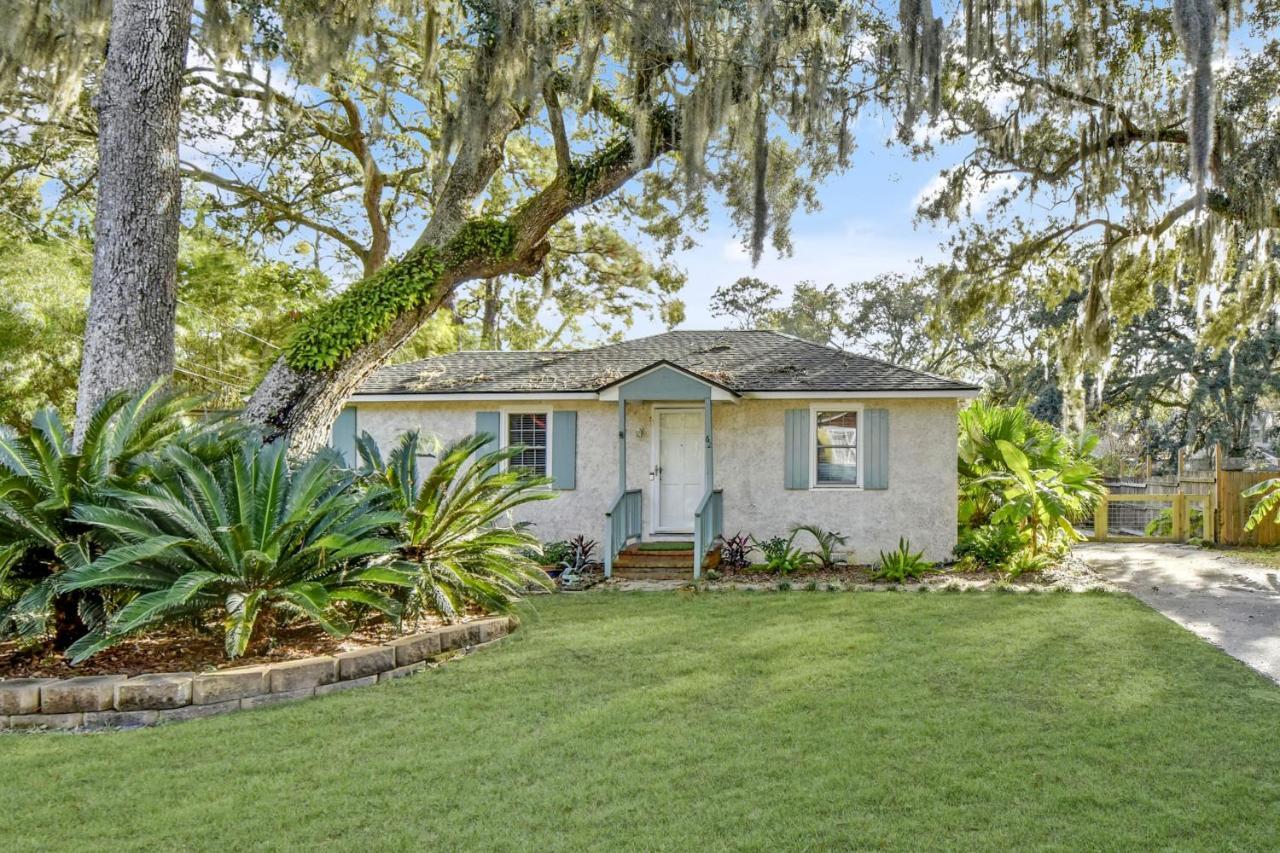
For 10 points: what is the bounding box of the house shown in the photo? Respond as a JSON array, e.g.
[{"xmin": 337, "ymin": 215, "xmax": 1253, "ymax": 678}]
[{"xmin": 335, "ymin": 330, "xmax": 980, "ymax": 576}]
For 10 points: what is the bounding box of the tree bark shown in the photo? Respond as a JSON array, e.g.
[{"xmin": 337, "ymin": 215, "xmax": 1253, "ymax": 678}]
[{"xmin": 74, "ymin": 0, "xmax": 193, "ymax": 443}]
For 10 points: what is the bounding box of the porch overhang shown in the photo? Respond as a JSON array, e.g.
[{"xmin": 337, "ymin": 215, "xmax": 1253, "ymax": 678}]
[{"xmin": 596, "ymin": 361, "xmax": 740, "ymax": 402}]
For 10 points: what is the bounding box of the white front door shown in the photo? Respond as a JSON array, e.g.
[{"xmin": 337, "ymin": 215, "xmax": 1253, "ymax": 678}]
[{"xmin": 654, "ymin": 408, "xmax": 705, "ymax": 532}]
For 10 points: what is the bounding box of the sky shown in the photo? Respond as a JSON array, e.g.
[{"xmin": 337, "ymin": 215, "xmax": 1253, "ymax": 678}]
[{"xmin": 648, "ymin": 130, "xmax": 961, "ymax": 335}]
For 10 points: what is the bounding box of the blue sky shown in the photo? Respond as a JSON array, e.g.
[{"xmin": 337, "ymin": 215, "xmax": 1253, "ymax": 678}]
[{"xmin": 650, "ymin": 130, "xmax": 960, "ymax": 335}]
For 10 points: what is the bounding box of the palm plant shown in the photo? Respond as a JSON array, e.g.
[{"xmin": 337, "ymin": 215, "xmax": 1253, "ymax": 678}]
[
  {"xmin": 358, "ymin": 431, "xmax": 556, "ymax": 621},
  {"xmin": 958, "ymin": 402, "xmax": 1103, "ymax": 554},
  {"xmin": 790, "ymin": 524, "xmax": 848, "ymax": 570},
  {"xmin": 0, "ymin": 384, "xmax": 215, "ymax": 648},
  {"xmin": 60, "ymin": 437, "xmax": 401, "ymax": 661}
]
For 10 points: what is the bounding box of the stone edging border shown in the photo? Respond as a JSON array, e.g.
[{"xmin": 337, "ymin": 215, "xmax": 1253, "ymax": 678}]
[{"xmin": 0, "ymin": 616, "xmax": 513, "ymax": 733}]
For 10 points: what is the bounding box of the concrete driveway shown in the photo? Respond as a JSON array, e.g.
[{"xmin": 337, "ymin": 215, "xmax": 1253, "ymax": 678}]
[{"xmin": 1076, "ymin": 542, "xmax": 1280, "ymax": 683}]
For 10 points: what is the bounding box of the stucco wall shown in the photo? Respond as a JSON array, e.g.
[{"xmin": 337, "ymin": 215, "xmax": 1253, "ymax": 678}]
[{"xmin": 352, "ymin": 396, "xmax": 960, "ymax": 561}]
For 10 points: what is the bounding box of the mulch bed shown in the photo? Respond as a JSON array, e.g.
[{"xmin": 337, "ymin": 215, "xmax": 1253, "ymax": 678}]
[{"xmin": 0, "ymin": 613, "xmax": 474, "ymax": 679}]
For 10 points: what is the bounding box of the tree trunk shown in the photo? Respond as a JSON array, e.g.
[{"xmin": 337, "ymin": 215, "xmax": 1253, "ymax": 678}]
[
  {"xmin": 480, "ymin": 279, "xmax": 502, "ymax": 349},
  {"xmin": 74, "ymin": 0, "xmax": 193, "ymax": 444}
]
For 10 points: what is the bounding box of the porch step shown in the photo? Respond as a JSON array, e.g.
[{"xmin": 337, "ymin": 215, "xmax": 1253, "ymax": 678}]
[{"xmin": 611, "ymin": 543, "xmax": 721, "ymax": 579}]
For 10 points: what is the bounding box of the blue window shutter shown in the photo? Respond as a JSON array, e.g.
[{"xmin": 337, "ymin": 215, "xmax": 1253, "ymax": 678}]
[
  {"xmin": 475, "ymin": 411, "xmax": 500, "ymax": 454},
  {"xmin": 784, "ymin": 409, "xmax": 810, "ymax": 490},
  {"xmin": 551, "ymin": 411, "xmax": 577, "ymax": 490},
  {"xmin": 330, "ymin": 406, "xmax": 357, "ymax": 467},
  {"xmin": 864, "ymin": 408, "xmax": 889, "ymax": 490}
]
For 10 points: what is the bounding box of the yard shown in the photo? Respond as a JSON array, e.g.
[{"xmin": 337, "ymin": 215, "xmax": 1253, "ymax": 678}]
[{"xmin": 4, "ymin": 591, "xmax": 1280, "ymax": 851}]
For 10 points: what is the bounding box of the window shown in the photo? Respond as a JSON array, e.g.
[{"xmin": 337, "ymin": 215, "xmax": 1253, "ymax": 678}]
[
  {"xmin": 505, "ymin": 412, "xmax": 549, "ymax": 475},
  {"xmin": 814, "ymin": 410, "xmax": 858, "ymax": 486}
]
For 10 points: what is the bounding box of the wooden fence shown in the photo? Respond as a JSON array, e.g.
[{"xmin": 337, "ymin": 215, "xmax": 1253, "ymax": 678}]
[{"xmin": 1088, "ymin": 445, "xmax": 1280, "ymax": 546}]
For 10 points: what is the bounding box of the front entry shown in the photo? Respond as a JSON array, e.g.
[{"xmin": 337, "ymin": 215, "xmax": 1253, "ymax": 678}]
[{"xmin": 653, "ymin": 408, "xmax": 705, "ymax": 533}]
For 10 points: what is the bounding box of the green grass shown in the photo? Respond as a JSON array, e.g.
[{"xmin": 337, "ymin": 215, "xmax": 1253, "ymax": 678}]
[{"xmin": 4, "ymin": 592, "xmax": 1280, "ymax": 851}]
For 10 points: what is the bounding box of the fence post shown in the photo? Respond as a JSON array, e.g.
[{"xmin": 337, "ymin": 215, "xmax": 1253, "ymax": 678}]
[
  {"xmin": 1173, "ymin": 493, "xmax": 1186, "ymax": 541},
  {"xmin": 1094, "ymin": 495, "xmax": 1108, "ymax": 542}
]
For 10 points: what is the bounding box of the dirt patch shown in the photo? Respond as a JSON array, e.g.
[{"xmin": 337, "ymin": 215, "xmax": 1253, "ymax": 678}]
[{"xmin": 0, "ymin": 613, "xmax": 483, "ymax": 678}]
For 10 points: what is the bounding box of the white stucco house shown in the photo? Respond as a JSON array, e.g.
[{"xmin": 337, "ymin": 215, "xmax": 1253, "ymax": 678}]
[{"xmin": 334, "ymin": 330, "xmax": 979, "ymax": 576}]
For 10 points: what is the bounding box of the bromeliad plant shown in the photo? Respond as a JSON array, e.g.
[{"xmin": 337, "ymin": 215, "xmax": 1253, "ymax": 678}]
[
  {"xmin": 873, "ymin": 538, "xmax": 934, "ymax": 582},
  {"xmin": 358, "ymin": 431, "xmax": 555, "ymax": 621},
  {"xmin": 0, "ymin": 385, "xmax": 221, "ymax": 649},
  {"xmin": 60, "ymin": 436, "xmax": 401, "ymax": 661},
  {"xmin": 958, "ymin": 403, "xmax": 1103, "ymax": 556}
]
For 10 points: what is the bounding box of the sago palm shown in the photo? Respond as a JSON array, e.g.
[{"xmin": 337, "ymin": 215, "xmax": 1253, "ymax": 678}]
[
  {"xmin": 61, "ymin": 436, "xmax": 401, "ymax": 661},
  {"xmin": 358, "ymin": 431, "xmax": 555, "ymax": 621},
  {"xmin": 0, "ymin": 384, "xmax": 213, "ymax": 647}
]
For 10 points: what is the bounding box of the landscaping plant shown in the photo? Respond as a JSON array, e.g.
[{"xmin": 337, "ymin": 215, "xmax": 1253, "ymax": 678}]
[
  {"xmin": 791, "ymin": 524, "xmax": 848, "ymax": 570},
  {"xmin": 718, "ymin": 533, "xmax": 752, "ymax": 570},
  {"xmin": 60, "ymin": 435, "xmax": 401, "ymax": 661},
  {"xmin": 958, "ymin": 402, "xmax": 1103, "ymax": 556},
  {"xmin": 0, "ymin": 384, "xmax": 222, "ymax": 649},
  {"xmin": 359, "ymin": 431, "xmax": 555, "ymax": 621},
  {"xmin": 873, "ymin": 538, "xmax": 934, "ymax": 582},
  {"xmin": 753, "ymin": 533, "xmax": 816, "ymax": 575}
]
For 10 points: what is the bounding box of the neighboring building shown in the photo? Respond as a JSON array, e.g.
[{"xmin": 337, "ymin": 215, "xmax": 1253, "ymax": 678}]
[{"xmin": 335, "ymin": 330, "xmax": 979, "ymax": 575}]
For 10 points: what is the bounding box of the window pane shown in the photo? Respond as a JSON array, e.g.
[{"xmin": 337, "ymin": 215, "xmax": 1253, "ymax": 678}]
[
  {"xmin": 507, "ymin": 413, "xmax": 548, "ymax": 475},
  {"xmin": 816, "ymin": 411, "xmax": 857, "ymax": 485}
]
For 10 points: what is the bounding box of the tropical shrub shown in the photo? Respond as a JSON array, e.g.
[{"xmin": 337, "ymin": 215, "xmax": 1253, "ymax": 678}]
[
  {"xmin": 1002, "ymin": 549, "xmax": 1051, "ymax": 580},
  {"xmin": 60, "ymin": 436, "xmax": 401, "ymax": 661},
  {"xmin": 534, "ymin": 540, "xmax": 574, "ymax": 568},
  {"xmin": 790, "ymin": 524, "xmax": 847, "ymax": 570},
  {"xmin": 358, "ymin": 431, "xmax": 555, "ymax": 620},
  {"xmin": 719, "ymin": 533, "xmax": 752, "ymax": 570},
  {"xmin": 1243, "ymin": 478, "xmax": 1280, "ymax": 533},
  {"xmin": 955, "ymin": 524, "xmax": 1024, "ymax": 568},
  {"xmin": 958, "ymin": 402, "xmax": 1103, "ymax": 555},
  {"xmin": 1145, "ymin": 505, "xmax": 1204, "ymax": 538},
  {"xmin": 0, "ymin": 385, "xmax": 221, "ymax": 649},
  {"xmin": 753, "ymin": 532, "xmax": 816, "ymax": 575},
  {"xmin": 873, "ymin": 538, "xmax": 934, "ymax": 582}
]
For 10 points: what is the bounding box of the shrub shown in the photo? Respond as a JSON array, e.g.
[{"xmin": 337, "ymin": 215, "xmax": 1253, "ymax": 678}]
[
  {"xmin": 719, "ymin": 533, "xmax": 752, "ymax": 570},
  {"xmin": 61, "ymin": 436, "xmax": 399, "ymax": 661},
  {"xmin": 360, "ymin": 431, "xmax": 555, "ymax": 621},
  {"xmin": 0, "ymin": 384, "xmax": 225, "ymax": 649},
  {"xmin": 873, "ymin": 538, "xmax": 934, "ymax": 582},
  {"xmin": 753, "ymin": 533, "xmax": 816, "ymax": 575},
  {"xmin": 790, "ymin": 524, "xmax": 847, "ymax": 570},
  {"xmin": 958, "ymin": 402, "xmax": 1103, "ymax": 555},
  {"xmin": 535, "ymin": 540, "xmax": 574, "ymax": 567},
  {"xmin": 1001, "ymin": 549, "xmax": 1051, "ymax": 580},
  {"xmin": 955, "ymin": 524, "xmax": 1024, "ymax": 568}
]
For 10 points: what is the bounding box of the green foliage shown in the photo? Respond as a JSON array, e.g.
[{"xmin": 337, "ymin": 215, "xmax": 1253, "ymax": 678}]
[
  {"xmin": 285, "ymin": 219, "xmax": 515, "ymax": 373},
  {"xmin": 1146, "ymin": 505, "xmax": 1204, "ymax": 538},
  {"xmin": 1001, "ymin": 549, "xmax": 1051, "ymax": 580},
  {"xmin": 873, "ymin": 538, "xmax": 934, "ymax": 582},
  {"xmin": 790, "ymin": 524, "xmax": 848, "ymax": 570},
  {"xmin": 61, "ymin": 435, "xmax": 401, "ymax": 661},
  {"xmin": 0, "ymin": 384, "xmax": 216, "ymax": 646},
  {"xmin": 1243, "ymin": 478, "xmax": 1280, "ymax": 533},
  {"xmin": 959, "ymin": 402, "xmax": 1104, "ymax": 554},
  {"xmin": 753, "ymin": 532, "xmax": 816, "ymax": 575},
  {"xmin": 356, "ymin": 431, "xmax": 554, "ymax": 620},
  {"xmin": 533, "ymin": 540, "xmax": 574, "ymax": 568},
  {"xmin": 955, "ymin": 524, "xmax": 1024, "ymax": 568}
]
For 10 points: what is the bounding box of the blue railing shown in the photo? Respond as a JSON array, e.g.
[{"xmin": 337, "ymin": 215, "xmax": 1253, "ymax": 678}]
[
  {"xmin": 604, "ymin": 489, "xmax": 642, "ymax": 577},
  {"xmin": 693, "ymin": 489, "xmax": 724, "ymax": 578}
]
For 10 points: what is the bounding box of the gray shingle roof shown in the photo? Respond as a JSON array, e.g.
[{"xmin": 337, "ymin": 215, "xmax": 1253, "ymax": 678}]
[{"xmin": 357, "ymin": 330, "xmax": 979, "ymax": 395}]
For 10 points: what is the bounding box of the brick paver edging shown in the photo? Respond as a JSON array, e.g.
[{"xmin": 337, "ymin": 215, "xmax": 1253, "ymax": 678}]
[{"xmin": 0, "ymin": 616, "xmax": 513, "ymax": 732}]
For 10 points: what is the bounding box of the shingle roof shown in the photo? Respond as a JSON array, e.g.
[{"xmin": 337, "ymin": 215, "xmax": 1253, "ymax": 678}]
[{"xmin": 357, "ymin": 330, "xmax": 980, "ymax": 395}]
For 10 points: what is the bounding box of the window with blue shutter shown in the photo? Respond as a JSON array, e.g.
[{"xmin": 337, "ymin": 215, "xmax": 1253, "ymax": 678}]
[
  {"xmin": 330, "ymin": 406, "xmax": 357, "ymax": 467},
  {"xmin": 863, "ymin": 408, "xmax": 889, "ymax": 490},
  {"xmin": 551, "ymin": 411, "xmax": 577, "ymax": 490},
  {"xmin": 475, "ymin": 411, "xmax": 500, "ymax": 455},
  {"xmin": 783, "ymin": 409, "xmax": 810, "ymax": 489}
]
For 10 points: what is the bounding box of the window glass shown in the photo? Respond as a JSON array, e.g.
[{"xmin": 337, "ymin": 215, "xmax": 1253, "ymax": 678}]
[
  {"xmin": 815, "ymin": 411, "xmax": 857, "ymax": 485},
  {"xmin": 507, "ymin": 412, "xmax": 548, "ymax": 475}
]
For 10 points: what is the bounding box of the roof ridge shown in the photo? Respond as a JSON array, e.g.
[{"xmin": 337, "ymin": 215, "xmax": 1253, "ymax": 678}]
[{"xmin": 763, "ymin": 330, "xmax": 978, "ymax": 389}]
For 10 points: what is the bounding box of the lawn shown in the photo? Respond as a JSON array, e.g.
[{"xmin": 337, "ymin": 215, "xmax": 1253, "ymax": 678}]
[{"xmin": 4, "ymin": 591, "xmax": 1279, "ymax": 851}]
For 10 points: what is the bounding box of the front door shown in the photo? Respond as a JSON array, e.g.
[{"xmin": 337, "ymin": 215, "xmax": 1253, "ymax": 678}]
[{"xmin": 654, "ymin": 408, "xmax": 705, "ymax": 532}]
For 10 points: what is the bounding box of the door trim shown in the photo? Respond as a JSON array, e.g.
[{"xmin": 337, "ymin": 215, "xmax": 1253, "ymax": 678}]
[{"xmin": 650, "ymin": 405, "xmax": 705, "ymax": 534}]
